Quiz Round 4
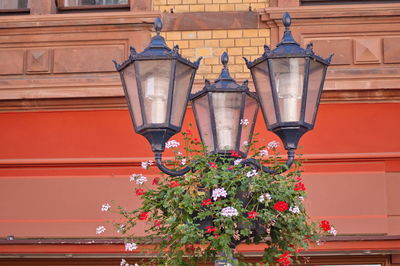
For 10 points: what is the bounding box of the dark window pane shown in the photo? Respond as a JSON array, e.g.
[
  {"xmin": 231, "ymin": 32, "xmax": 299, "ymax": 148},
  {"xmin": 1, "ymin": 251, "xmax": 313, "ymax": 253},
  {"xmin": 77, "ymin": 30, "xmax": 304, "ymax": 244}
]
[
  {"xmin": 63, "ymin": 0, "xmax": 128, "ymax": 7},
  {"xmin": 302, "ymin": 0, "xmax": 400, "ymax": 5},
  {"xmin": 0, "ymin": 0, "xmax": 29, "ymax": 9}
]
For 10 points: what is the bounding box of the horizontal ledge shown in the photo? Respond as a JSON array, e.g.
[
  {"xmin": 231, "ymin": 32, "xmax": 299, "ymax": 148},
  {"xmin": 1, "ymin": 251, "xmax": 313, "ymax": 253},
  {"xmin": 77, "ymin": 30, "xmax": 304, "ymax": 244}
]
[{"xmin": 0, "ymin": 152, "xmax": 398, "ymax": 168}]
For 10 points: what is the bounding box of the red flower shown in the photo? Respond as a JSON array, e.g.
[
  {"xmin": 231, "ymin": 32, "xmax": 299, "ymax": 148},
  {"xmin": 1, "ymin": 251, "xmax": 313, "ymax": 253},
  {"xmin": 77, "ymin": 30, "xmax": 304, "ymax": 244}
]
[
  {"xmin": 139, "ymin": 212, "xmax": 149, "ymax": 220},
  {"xmin": 185, "ymin": 129, "xmax": 192, "ymax": 135},
  {"xmin": 193, "ymin": 138, "xmax": 201, "ymax": 144},
  {"xmin": 277, "ymin": 251, "xmax": 291, "ymax": 266},
  {"xmin": 274, "ymin": 201, "xmax": 289, "ymax": 212},
  {"xmin": 230, "ymin": 150, "xmax": 240, "ymax": 158},
  {"xmin": 205, "ymin": 226, "xmax": 217, "ymax": 234},
  {"xmin": 135, "ymin": 188, "xmax": 145, "ymax": 196},
  {"xmin": 155, "ymin": 219, "xmax": 161, "ymax": 227},
  {"xmin": 209, "ymin": 162, "xmax": 217, "ymax": 168},
  {"xmin": 228, "ymin": 166, "xmax": 234, "ymax": 171},
  {"xmin": 152, "ymin": 177, "xmax": 160, "ymax": 185},
  {"xmin": 168, "ymin": 181, "xmax": 181, "ymax": 188},
  {"xmin": 202, "ymin": 199, "xmax": 213, "ymax": 206},
  {"xmin": 320, "ymin": 220, "xmax": 331, "ymax": 231},
  {"xmin": 214, "ymin": 234, "xmax": 219, "ymax": 239},
  {"xmin": 247, "ymin": 210, "xmax": 258, "ymax": 219},
  {"xmin": 294, "ymin": 182, "xmax": 306, "ymax": 191}
]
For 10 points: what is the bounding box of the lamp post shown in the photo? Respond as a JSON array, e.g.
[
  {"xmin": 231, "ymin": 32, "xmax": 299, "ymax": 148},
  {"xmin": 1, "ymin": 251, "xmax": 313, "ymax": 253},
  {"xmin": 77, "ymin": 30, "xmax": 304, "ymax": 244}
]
[{"xmin": 114, "ymin": 12, "xmax": 331, "ymax": 176}]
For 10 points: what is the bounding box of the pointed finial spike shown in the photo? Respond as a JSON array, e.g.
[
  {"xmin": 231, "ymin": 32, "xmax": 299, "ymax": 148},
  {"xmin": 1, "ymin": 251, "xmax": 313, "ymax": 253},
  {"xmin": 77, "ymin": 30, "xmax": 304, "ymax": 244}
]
[
  {"xmin": 326, "ymin": 53, "xmax": 334, "ymax": 64},
  {"xmin": 221, "ymin": 52, "xmax": 229, "ymax": 68},
  {"xmin": 154, "ymin": 17, "xmax": 163, "ymax": 35},
  {"xmin": 112, "ymin": 60, "xmax": 120, "ymax": 70},
  {"xmin": 283, "ymin": 12, "xmax": 291, "ymax": 30},
  {"xmin": 243, "ymin": 56, "xmax": 250, "ymax": 67}
]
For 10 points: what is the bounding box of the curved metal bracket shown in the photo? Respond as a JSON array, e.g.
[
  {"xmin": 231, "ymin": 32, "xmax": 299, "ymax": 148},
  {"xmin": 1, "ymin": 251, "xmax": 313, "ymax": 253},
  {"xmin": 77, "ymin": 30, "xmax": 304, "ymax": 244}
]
[
  {"xmin": 154, "ymin": 152, "xmax": 192, "ymax": 177},
  {"xmin": 240, "ymin": 149, "xmax": 295, "ymax": 174}
]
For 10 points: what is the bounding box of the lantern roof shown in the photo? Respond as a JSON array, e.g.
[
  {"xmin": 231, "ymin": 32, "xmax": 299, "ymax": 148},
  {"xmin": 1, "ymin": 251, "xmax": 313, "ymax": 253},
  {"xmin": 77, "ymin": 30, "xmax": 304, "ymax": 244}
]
[
  {"xmin": 244, "ymin": 12, "xmax": 333, "ymax": 69},
  {"xmin": 113, "ymin": 17, "xmax": 201, "ymax": 72},
  {"xmin": 191, "ymin": 52, "xmax": 257, "ymax": 99}
]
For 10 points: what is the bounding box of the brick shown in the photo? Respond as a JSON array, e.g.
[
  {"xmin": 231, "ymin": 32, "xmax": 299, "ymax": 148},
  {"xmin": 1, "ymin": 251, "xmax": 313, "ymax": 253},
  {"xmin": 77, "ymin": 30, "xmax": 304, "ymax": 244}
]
[
  {"xmin": 205, "ymin": 57, "xmax": 220, "ymax": 65},
  {"xmin": 190, "ymin": 4, "xmax": 205, "ymax": 11},
  {"xmin": 235, "ymin": 3, "xmax": 250, "ymax": 11},
  {"xmin": 204, "ymin": 40, "xmax": 219, "ymax": 48},
  {"xmin": 243, "ymin": 29, "xmax": 259, "ymax": 37},
  {"xmin": 243, "ymin": 47, "xmax": 259, "ymax": 55},
  {"xmin": 168, "ymin": 0, "xmax": 181, "ymax": 4},
  {"xmin": 196, "ymin": 48, "xmax": 213, "ymax": 58},
  {"xmin": 174, "ymin": 40, "xmax": 189, "ymax": 49},
  {"xmin": 158, "ymin": 5, "xmax": 170, "ymax": 12},
  {"xmin": 189, "ymin": 40, "xmax": 204, "ymax": 48},
  {"xmin": 235, "ymin": 56, "xmax": 247, "ymax": 65},
  {"xmin": 204, "ymin": 73, "xmax": 219, "ymax": 80},
  {"xmin": 182, "ymin": 0, "xmax": 197, "ymax": 3},
  {"xmin": 212, "ymin": 65, "xmax": 223, "ymax": 74},
  {"xmin": 205, "ymin": 4, "xmax": 219, "ymax": 11},
  {"xmin": 166, "ymin": 32, "xmax": 182, "ymax": 41},
  {"xmin": 213, "ymin": 48, "xmax": 226, "ymax": 57},
  {"xmin": 182, "ymin": 31, "xmax": 197, "ymax": 39},
  {"xmin": 212, "ymin": 30, "xmax": 227, "ymax": 39},
  {"xmin": 235, "ymin": 38, "xmax": 250, "ymax": 47},
  {"xmin": 153, "ymin": 0, "xmax": 167, "ymax": 5},
  {"xmin": 220, "ymin": 4, "xmax": 235, "ymax": 11},
  {"xmin": 198, "ymin": 0, "xmax": 212, "ymax": 3},
  {"xmin": 227, "ymin": 0, "xmax": 241, "ymax": 2},
  {"xmin": 198, "ymin": 31, "xmax": 212, "ymax": 39},
  {"xmin": 235, "ymin": 72, "xmax": 251, "ymax": 79},
  {"xmin": 198, "ymin": 65, "xmax": 212, "ymax": 74},
  {"xmin": 220, "ymin": 39, "xmax": 234, "ymax": 47},
  {"xmin": 181, "ymin": 48, "xmax": 195, "ymax": 58},
  {"xmin": 258, "ymin": 28, "xmax": 270, "ymax": 37},
  {"xmin": 251, "ymin": 3, "xmax": 266, "ymax": 11},
  {"xmin": 175, "ymin": 5, "xmax": 190, "ymax": 12},
  {"xmin": 229, "ymin": 64, "xmax": 243, "ymax": 73},
  {"xmin": 251, "ymin": 37, "xmax": 266, "ymax": 46},
  {"xmin": 227, "ymin": 30, "xmax": 242, "ymax": 38},
  {"xmin": 228, "ymin": 47, "xmax": 242, "ymax": 56},
  {"xmin": 213, "ymin": 0, "xmax": 227, "ymax": 3}
]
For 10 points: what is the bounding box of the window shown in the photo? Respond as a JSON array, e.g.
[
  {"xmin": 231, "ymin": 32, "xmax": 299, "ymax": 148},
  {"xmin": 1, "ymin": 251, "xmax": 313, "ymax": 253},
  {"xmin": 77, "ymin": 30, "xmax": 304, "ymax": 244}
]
[
  {"xmin": 0, "ymin": 0, "xmax": 29, "ymax": 12},
  {"xmin": 301, "ymin": 0, "xmax": 400, "ymax": 5},
  {"xmin": 58, "ymin": 0, "xmax": 129, "ymax": 9}
]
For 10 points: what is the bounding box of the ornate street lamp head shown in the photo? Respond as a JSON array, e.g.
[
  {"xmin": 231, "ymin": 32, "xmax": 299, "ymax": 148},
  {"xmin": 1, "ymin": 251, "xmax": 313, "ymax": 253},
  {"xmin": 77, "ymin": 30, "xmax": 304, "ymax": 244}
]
[
  {"xmin": 114, "ymin": 17, "xmax": 202, "ymax": 152},
  {"xmin": 244, "ymin": 12, "xmax": 333, "ymax": 150},
  {"xmin": 191, "ymin": 52, "xmax": 259, "ymax": 158}
]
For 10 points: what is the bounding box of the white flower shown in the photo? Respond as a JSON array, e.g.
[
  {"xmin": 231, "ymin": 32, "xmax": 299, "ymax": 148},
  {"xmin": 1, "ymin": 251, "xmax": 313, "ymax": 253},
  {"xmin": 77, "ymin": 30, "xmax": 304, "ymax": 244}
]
[
  {"xmin": 243, "ymin": 141, "xmax": 249, "ymax": 146},
  {"xmin": 165, "ymin": 140, "xmax": 180, "ymax": 149},
  {"xmin": 135, "ymin": 175, "xmax": 147, "ymax": 185},
  {"xmin": 125, "ymin": 242, "xmax": 138, "ymax": 251},
  {"xmin": 258, "ymin": 193, "xmax": 272, "ymax": 203},
  {"xmin": 246, "ymin": 169, "xmax": 258, "ymax": 177},
  {"xmin": 329, "ymin": 226, "xmax": 337, "ymax": 236},
  {"xmin": 181, "ymin": 158, "xmax": 186, "ymax": 165},
  {"xmin": 299, "ymin": 196, "xmax": 305, "ymax": 201},
  {"xmin": 212, "ymin": 188, "xmax": 227, "ymax": 201},
  {"xmin": 289, "ymin": 206, "xmax": 300, "ymax": 214},
  {"xmin": 96, "ymin": 226, "xmax": 106, "ymax": 234},
  {"xmin": 221, "ymin": 206, "xmax": 238, "ymax": 217},
  {"xmin": 260, "ymin": 149, "xmax": 268, "ymax": 157},
  {"xmin": 148, "ymin": 160, "xmax": 154, "ymax": 165},
  {"xmin": 129, "ymin": 173, "xmax": 139, "ymax": 182},
  {"xmin": 120, "ymin": 259, "xmax": 128, "ymax": 266},
  {"xmin": 234, "ymin": 159, "xmax": 242, "ymax": 165},
  {"xmin": 141, "ymin": 161, "xmax": 149, "ymax": 169},
  {"xmin": 267, "ymin": 140, "xmax": 279, "ymax": 149},
  {"xmin": 101, "ymin": 203, "xmax": 111, "ymax": 212},
  {"xmin": 117, "ymin": 224, "xmax": 125, "ymax": 233},
  {"xmin": 240, "ymin": 118, "xmax": 249, "ymax": 126}
]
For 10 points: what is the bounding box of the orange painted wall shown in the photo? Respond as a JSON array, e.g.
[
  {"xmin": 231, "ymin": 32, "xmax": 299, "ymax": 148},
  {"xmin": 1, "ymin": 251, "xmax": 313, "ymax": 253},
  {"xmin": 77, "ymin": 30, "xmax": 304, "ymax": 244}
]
[{"xmin": 0, "ymin": 102, "xmax": 399, "ymax": 238}]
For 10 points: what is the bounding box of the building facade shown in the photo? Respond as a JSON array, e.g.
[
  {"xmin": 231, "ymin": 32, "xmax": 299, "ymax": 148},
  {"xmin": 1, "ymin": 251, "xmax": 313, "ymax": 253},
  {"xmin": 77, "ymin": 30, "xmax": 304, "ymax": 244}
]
[{"xmin": 0, "ymin": 0, "xmax": 400, "ymax": 265}]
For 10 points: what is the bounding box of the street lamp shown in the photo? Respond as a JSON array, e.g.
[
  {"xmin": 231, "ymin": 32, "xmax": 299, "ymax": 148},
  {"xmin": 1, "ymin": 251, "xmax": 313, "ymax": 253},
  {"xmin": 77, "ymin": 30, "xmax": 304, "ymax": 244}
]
[
  {"xmin": 243, "ymin": 12, "xmax": 332, "ymax": 172},
  {"xmin": 191, "ymin": 52, "xmax": 259, "ymax": 158},
  {"xmin": 114, "ymin": 13, "xmax": 331, "ymax": 176}
]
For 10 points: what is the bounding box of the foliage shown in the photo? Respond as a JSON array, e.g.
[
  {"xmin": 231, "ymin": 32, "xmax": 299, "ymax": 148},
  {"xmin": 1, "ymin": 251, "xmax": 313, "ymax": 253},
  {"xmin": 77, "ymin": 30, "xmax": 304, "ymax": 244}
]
[{"xmin": 111, "ymin": 130, "xmax": 334, "ymax": 265}]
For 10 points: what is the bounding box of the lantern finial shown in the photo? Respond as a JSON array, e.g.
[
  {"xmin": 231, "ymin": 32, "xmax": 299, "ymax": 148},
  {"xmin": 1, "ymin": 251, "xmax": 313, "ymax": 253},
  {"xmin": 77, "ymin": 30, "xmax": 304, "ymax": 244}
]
[
  {"xmin": 154, "ymin": 17, "xmax": 162, "ymax": 35},
  {"xmin": 221, "ymin": 52, "xmax": 229, "ymax": 69},
  {"xmin": 282, "ymin": 12, "xmax": 291, "ymax": 30}
]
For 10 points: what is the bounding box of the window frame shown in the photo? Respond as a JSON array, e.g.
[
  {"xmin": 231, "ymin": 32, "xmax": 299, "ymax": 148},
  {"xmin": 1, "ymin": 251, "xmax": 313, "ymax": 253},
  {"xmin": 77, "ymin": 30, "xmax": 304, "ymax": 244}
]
[
  {"xmin": 0, "ymin": 0, "xmax": 30, "ymax": 14},
  {"xmin": 57, "ymin": 0, "xmax": 130, "ymax": 11}
]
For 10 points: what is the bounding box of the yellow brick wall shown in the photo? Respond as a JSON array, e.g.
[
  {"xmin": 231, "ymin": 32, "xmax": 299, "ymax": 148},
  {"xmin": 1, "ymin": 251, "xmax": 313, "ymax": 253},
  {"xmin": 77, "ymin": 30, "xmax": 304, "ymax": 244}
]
[
  {"xmin": 156, "ymin": 29, "xmax": 270, "ymax": 81},
  {"xmin": 153, "ymin": 0, "xmax": 268, "ymax": 13}
]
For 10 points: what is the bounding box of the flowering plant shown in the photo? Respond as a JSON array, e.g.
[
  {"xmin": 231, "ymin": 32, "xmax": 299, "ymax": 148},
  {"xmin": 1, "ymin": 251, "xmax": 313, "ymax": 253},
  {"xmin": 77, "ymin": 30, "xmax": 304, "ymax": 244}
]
[{"xmin": 101, "ymin": 130, "xmax": 336, "ymax": 265}]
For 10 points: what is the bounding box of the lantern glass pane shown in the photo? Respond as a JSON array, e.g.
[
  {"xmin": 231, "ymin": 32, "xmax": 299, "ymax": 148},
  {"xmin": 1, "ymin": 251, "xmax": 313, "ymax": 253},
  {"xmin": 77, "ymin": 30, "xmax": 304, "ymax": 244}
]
[
  {"xmin": 137, "ymin": 60, "xmax": 172, "ymax": 124},
  {"xmin": 212, "ymin": 92, "xmax": 242, "ymax": 151},
  {"xmin": 121, "ymin": 63, "xmax": 143, "ymax": 128},
  {"xmin": 192, "ymin": 94, "xmax": 214, "ymax": 153},
  {"xmin": 171, "ymin": 62, "xmax": 195, "ymax": 127},
  {"xmin": 251, "ymin": 61, "xmax": 277, "ymax": 126},
  {"xmin": 239, "ymin": 95, "xmax": 258, "ymax": 153},
  {"xmin": 305, "ymin": 60, "xmax": 325, "ymax": 125},
  {"xmin": 271, "ymin": 58, "xmax": 305, "ymax": 122}
]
